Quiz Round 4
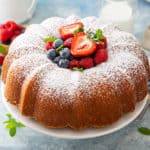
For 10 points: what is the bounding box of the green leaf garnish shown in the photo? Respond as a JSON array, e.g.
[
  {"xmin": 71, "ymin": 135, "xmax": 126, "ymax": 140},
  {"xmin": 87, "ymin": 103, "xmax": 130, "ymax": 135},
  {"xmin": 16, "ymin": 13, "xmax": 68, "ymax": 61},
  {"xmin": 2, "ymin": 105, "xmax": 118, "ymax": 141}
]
[
  {"xmin": 87, "ymin": 29, "xmax": 104, "ymax": 43},
  {"xmin": 0, "ymin": 45, "xmax": 7, "ymax": 55},
  {"xmin": 72, "ymin": 67, "xmax": 84, "ymax": 72},
  {"xmin": 138, "ymin": 127, "xmax": 150, "ymax": 136},
  {"xmin": 43, "ymin": 36, "xmax": 57, "ymax": 43},
  {"xmin": 74, "ymin": 27, "xmax": 84, "ymax": 34},
  {"xmin": 3, "ymin": 113, "xmax": 25, "ymax": 137},
  {"xmin": 56, "ymin": 44, "xmax": 64, "ymax": 51}
]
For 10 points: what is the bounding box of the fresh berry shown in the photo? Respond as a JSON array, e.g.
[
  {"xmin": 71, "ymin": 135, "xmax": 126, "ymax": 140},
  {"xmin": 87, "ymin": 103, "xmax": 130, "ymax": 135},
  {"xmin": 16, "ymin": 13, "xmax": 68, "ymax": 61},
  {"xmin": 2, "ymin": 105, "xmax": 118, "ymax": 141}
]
[
  {"xmin": 0, "ymin": 56, "xmax": 4, "ymax": 65},
  {"xmin": 94, "ymin": 49, "xmax": 108, "ymax": 65},
  {"xmin": 59, "ymin": 22, "xmax": 84, "ymax": 39},
  {"xmin": 45, "ymin": 41, "xmax": 53, "ymax": 50},
  {"xmin": 16, "ymin": 24, "xmax": 25, "ymax": 31},
  {"xmin": 69, "ymin": 59, "xmax": 80, "ymax": 69},
  {"xmin": 79, "ymin": 57, "xmax": 94, "ymax": 69},
  {"xmin": 71, "ymin": 32, "xmax": 97, "ymax": 57},
  {"xmin": 68, "ymin": 55, "xmax": 74, "ymax": 61},
  {"xmin": 58, "ymin": 59, "xmax": 69, "ymax": 68},
  {"xmin": 0, "ymin": 28, "xmax": 13, "ymax": 42},
  {"xmin": 101, "ymin": 37, "xmax": 107, "ymax": 48},
  {"xmin": 53, "ymin": 56, "xmax": 61, "ymax": 63},
  {"xmin": 97, "ymin": 43, "xmax": 105, "ymax": 49},
  {"xmin": 60, "ymin": 48, "xmax": 70, "ymax": 59},
  {"xmin": 4, "ymin": 21, "xmax": 17, "ymax": 31},
  {"xmin": 11, "ymin": 30, "xmax": 21, "ymax": 41},
  {"xmin": 47, "ymin": 49, "xmax": 57, "ymax": 60},
  {"xmin": 53, "ymin": 38, "xmax": 63, "ymax": 48},
  {"xmin": 64, "ymin": 37, "xmax": 73, "ymax": 48},
  {"xmin": 0, "ymin": 65, "xmax": 1, "ymax": 74}
]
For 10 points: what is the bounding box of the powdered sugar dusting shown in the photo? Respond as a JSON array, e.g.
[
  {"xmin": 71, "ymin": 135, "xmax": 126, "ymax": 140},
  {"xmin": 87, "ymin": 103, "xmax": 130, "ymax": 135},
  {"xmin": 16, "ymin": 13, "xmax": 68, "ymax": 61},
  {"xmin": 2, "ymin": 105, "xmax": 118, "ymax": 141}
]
[
  {"xmin": 25, "ymin": 24, "xmax": 50, "ymax": 39},
  {"xmin": 41, "ymin": 17, "xmax": 65, "ymax": 37},
  {"xmin": 9, "ymin": 33, "xmax": 45, "ymax": 52},
  {"xmin": 5, "ymin": 16, "xmax": 149, "ymax": 109}
]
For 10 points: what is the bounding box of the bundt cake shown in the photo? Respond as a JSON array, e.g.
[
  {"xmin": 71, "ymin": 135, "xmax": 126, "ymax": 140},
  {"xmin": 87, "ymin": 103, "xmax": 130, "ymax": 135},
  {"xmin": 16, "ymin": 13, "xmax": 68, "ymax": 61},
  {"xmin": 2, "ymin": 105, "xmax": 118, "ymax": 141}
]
[{"xmin": 1, "ymin": 15, "xmax": 150, "ymax": 130}]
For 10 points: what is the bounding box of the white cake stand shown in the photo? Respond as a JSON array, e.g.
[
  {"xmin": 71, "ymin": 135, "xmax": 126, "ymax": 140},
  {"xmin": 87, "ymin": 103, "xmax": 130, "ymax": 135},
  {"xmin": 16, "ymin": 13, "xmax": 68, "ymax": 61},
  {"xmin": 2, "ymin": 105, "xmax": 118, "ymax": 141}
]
[{"xmin": 1, "ymin": 83, "xmax": 148, "ymax": 139}]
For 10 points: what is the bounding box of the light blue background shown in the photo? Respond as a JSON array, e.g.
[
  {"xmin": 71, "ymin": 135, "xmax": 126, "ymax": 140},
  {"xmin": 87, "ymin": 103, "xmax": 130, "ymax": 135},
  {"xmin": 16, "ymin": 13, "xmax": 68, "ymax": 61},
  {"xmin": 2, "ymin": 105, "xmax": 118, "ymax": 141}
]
[{"xmin": 0, "ymin": 0, "xmax": 150, "ymax": 149}]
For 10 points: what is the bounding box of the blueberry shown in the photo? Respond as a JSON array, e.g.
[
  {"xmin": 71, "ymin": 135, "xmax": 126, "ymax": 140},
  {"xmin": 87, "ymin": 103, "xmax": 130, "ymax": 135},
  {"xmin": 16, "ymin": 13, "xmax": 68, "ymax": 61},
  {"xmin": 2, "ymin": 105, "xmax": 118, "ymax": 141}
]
[
  {"xmin": 60, "ymin": 48, "xmax": 70, "ymax": 59},
  {"xmin": 53, "ymin": 56, "xmax": 61, "ymax": 64},
  {"xmin": 47, "ymin": 49, "xmax": 57, "ymax": 60},
  {"xmin": 58, "ymin": 59, "xmax": 69, "ymax": 68},
  {"xmin": 89, "ymin": 32, "xmax": 95, "ymax": 38},
  {"xmin": 69, "ymin": 55, "xmax": 74, "ymax": 61},
  {"xmin": 53, "ymin": 39, "xmax": 63, "ymax": 48}
]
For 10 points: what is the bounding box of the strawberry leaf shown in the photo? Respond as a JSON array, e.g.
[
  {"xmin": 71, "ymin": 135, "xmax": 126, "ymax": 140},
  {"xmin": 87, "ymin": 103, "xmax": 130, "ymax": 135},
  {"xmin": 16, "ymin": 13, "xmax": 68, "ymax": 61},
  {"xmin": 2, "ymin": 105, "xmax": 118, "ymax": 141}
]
[
  {"xmin": 74, "ymin": 27, "xmax": 84, "ymax": 34},
  {"xmin": 138, "ymin": 127, "xmax": 150, "ymax": 136},
  {"xmin": 73, "ymin": 67, "xmax": 84, "ymax": 72}
]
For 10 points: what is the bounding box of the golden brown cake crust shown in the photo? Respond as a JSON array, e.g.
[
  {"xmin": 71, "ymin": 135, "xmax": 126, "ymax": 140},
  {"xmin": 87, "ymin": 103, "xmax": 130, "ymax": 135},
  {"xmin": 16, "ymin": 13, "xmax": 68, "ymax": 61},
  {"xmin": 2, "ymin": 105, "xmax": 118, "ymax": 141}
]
[{"xmin": 2, "ymin": 16, "xmax": 150, "ymax": 130}]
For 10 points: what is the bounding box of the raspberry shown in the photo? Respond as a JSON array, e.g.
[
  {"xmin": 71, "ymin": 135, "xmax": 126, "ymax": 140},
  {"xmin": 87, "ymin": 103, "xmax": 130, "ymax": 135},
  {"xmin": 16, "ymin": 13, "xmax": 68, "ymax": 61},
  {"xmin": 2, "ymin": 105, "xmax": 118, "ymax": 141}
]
[
  {"xmin": 45, "ymin": 41, "xmax": 53, "ymax": 50},
  {"xmin": 69, "ymin": 59, "xmax": 80, "ymax": 69},
  {"xmin": 94, "ymin": 49, "xmax": 108, "ymax": 65},
  {"xmin": 101, "ymin": 37, "xmax": 107, "ymax": 48},
  {"xmin": 97, "ymin": 43, "xmax": 105, "ymax": 49},
  {"xmin": 79, "ymin": 57, "xmax": 94, "ymax": 69},
  {"xmin": 4, "ymin": 21, "xmax": 17, "ymax": 32},
  {"xmin": 11, "ymin": 30, "xmax": 21, "ymax": 41},
  {"xmin": 0, "ymin": 28, "xmax": 13, "ymax": 42},
  {"xmin": 64, "ymin": 37, "xmax": 73, "ymax": 48},
  {"xmin": 0, "ymin": 56, "xmax": 4, "ymax": 65}
]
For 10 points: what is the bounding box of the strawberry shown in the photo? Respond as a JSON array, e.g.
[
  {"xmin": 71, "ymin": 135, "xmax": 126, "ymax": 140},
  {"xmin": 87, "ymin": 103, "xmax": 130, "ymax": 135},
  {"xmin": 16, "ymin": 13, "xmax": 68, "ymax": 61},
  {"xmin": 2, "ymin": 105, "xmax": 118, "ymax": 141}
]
[
  {"xmin": 101, "ymin": 37, "xmax": 107, "ymax": 48},
  {"xmin": 45, "ymin": 41, "xmax": 53, "ymax": 50},
  {"xmin": 71, "ymin": 32, "xmax": 97, "ymax": 57},
  {"xmin": 79, "ymin": 57, "xmax": 94, "ymax": 69},
  {"xmin": 94, "ymin": 49, "xmax": 108, "ymax": 65},
  {"xmin": 64, "ymin": 37, "xmax": 73, "ymax": 48},
  {"xmin": 69, "ymin": 59, "xmax": 80, "ymax": 69},
  {"xmin": 59, "ymin": 22, "xmax": 84, "ymax": 39},
  {"xmin": 0, "ymin": 56, "xmax": 4, "ymax": 65}
]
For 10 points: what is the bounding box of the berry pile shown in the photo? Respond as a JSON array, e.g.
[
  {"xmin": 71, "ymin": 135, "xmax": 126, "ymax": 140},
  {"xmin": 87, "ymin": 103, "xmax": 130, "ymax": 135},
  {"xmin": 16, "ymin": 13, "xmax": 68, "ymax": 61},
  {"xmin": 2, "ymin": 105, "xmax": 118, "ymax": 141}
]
[
  {"xmin": 0, "ymin": 21, "xmax": 25, "ymax": 44},
  {"xmin": 44, "ymin": 22, "xmax": 108, "ymax": 71}
]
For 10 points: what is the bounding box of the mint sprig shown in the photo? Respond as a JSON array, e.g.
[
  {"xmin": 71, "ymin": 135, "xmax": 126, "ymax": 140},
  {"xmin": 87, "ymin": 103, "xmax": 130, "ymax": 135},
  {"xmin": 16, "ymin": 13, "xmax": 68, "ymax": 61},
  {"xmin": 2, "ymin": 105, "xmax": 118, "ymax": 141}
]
[
  {"xmin": 74, "ymin": 27, "xmax": 84, "ymax": 35},
  {"xmin": 3, "ymin": 113, "xmax": 25, "ymax": 137},
  {"xmin": 87, "ymin": 29, "xmax": 104, "ymax": 43},
  {"xmin": 43, "ymin": 36, "xmax": 57, "ymax": 43},
  {"xmin": 73, "ymin": 67, "xmax": 84, "ymax": 72},
  {"xmin": 138, "ymin": 127, "xmax": 150, "ymax": 136}
]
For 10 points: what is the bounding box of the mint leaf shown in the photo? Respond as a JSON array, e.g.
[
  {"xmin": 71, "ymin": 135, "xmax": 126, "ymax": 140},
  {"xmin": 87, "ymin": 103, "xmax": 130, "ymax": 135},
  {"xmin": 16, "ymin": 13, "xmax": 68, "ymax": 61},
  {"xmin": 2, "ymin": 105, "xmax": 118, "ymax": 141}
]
[
  {"xmin": 73, "ymin": 67, "xmax": 84, "ymax": 72},
  {"xmin": 3, "ymin": 113, "xmax": 25, "ymax": 137},
  {"xmin": 56, "ymin": 44, "xmax": 64, "ymax": 51},
  {"xmin": 43, "ymin": 36, "xmax": 57, "ymax": 43},
  {"xmin": 9, "ymin": 127, "xmax": 16, "ymax": 137},
  {"xmin": 95, "ymin": 29, "xmax": 104, "ymax": 40},
  {"xmin": 86, "ymin": 29, "xmax": 104, "ymax": 43},
  {"xmin": 0, "ymin": 45, "xmax": 6, "ymax": 54},
  {"xmin": 74, "ymin": 27, "xmax": 84, "ymax": 34},
  {"xmin": 138, "ymin": 127, "xmax": 150, "ymax": 136}
]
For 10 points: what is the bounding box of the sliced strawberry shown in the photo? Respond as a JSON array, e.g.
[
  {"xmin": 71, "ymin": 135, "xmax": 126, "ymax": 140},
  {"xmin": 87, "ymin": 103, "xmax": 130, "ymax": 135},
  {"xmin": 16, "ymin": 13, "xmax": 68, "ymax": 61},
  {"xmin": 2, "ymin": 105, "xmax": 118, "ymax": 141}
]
[
  {"xmin": 71, "ymin": 32, "xmax": 97, "ymax": 57},
  {"xmin": 59, "ymin": 22, "xmax": 84, "ymax": 39},
  {"xmin": 101, "ymin": 37, "xmax": 107, "ymax": 48}
]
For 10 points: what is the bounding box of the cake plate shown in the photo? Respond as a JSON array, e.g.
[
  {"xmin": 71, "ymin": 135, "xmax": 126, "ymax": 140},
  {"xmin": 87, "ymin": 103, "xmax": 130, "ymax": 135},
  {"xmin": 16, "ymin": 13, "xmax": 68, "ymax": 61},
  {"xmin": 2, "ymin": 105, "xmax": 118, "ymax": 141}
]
[{"xmin": 1, "ymin": 83, "xmax": 148, "ymax": 139}]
